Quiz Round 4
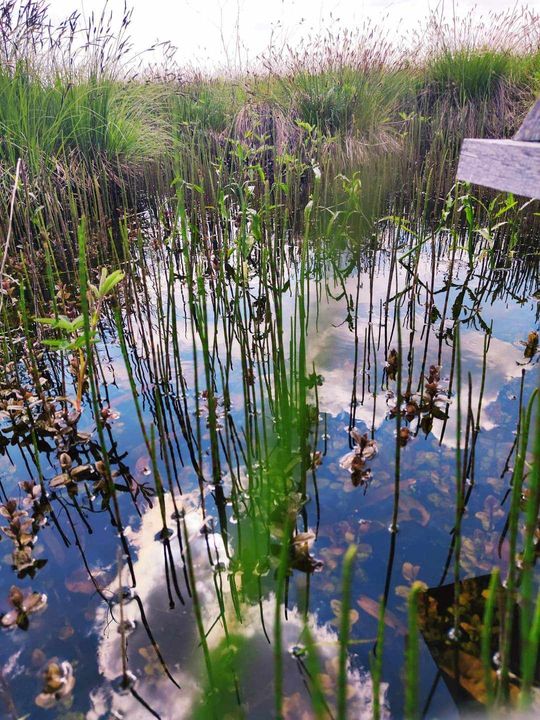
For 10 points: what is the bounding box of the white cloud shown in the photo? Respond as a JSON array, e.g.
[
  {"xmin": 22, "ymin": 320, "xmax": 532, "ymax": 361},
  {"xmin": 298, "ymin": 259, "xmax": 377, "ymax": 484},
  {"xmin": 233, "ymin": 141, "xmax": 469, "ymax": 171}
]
[{"xmin": 91, "ymin": 494, "xmax": 388, "ymax": 718}]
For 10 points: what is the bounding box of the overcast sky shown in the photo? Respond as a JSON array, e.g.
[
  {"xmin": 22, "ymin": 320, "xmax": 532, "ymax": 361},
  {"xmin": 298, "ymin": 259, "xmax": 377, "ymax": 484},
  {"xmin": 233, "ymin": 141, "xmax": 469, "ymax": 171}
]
[{"xmin": 47, "ymin": 1, "xmax": 540, "ymax": 70}]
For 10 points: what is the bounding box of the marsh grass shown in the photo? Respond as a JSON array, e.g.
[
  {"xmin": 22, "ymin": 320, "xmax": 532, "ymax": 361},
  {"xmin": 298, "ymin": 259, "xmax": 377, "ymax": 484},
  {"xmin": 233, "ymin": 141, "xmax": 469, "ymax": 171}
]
[
  {"xmin": 0, "ymin": 1, "xmax": 539, "ymax": 246},
  {"xmin": 0, "ymin": 4, "xmax": 539, "ymax": 719}
]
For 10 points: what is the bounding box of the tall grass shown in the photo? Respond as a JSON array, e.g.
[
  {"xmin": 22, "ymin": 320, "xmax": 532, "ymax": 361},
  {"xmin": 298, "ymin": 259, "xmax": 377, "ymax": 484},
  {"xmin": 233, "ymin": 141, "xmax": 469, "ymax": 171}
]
[
  {"xmin": 0, "ymin": 67, "xmax": 168, "ymax": 169},
  {"xmin": 0, "ymin": 2, "xmax": 171, "ymax": 173},
  {"xmin": 0, "ymin": 0, "xmax": 539, "ymax": 242}
]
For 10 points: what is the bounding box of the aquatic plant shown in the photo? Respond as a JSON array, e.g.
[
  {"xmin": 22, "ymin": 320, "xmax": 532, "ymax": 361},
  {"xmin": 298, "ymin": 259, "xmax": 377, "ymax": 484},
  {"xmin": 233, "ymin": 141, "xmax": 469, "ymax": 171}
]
[
  {"xmin": 35, "ymin": 265, "xmax": 124, "ymax": 410},
  {"xmin": 0, "ymin": 5, "xmax": 538, "ymax": 718},
  {"xmin": 34, "ymin": 660, "xmax": 75, "ymax": 709},
  {"xmin": 0, "ymin": 585, "xmax": 47, "ymax": 630}
]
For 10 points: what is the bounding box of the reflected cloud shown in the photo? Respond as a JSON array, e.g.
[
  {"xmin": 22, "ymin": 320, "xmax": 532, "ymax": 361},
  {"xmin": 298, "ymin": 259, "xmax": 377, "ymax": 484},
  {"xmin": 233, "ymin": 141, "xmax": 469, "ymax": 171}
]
[
  {"xmin": 307, "ymin": 262, "xmax": 534, "ymax": 448},
  {"xmin": 90, "ymin": 495, "xmax": 388, "ymax": 719}
]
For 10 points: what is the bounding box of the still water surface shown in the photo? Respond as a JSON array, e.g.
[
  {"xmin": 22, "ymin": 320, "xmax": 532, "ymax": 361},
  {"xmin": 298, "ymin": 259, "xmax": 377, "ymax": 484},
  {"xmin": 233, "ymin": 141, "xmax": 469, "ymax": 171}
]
[{"xmin": 0, "ymin": 217, "xmax": 538, "ymax": 719}]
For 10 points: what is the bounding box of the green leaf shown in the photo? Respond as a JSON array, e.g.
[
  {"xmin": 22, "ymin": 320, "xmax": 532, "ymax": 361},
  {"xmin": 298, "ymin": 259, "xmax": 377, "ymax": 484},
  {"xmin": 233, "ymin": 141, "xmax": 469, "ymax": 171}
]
[
  {"xmin": 71, "ymin": 315, "xmax": 85, "ymax": 331},
  {"xmin": 36, "ymin": 314, "xmax": 77, "ymax": 333},
  {"xmin": 54, "ymin": 315, "xmax": 78, "ymax": 333},
  {"xmin": 71, "ymin": 334, "xmax": 94, "ymax": 349},
  {"xmin": 42, "ymin": 339, "xmax": 72, "ymax": 351},
  {"xmin": 99, "ymin": 270, "xmax": 125, "ymax": 298}
]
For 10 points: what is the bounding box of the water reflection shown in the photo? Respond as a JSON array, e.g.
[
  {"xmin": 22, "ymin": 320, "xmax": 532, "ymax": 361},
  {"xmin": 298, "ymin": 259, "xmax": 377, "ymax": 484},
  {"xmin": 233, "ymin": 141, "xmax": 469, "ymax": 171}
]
[
  {"xmin": 310, "ymin": 252, "xmax": 536, "ymax": 448},
  {"xmin": 91, "ymin": 494, "xmax": 388, "ymax": 719},
  {"xmin": 0, "ymin": 214, "xmax": 538, "ymax": 719}
]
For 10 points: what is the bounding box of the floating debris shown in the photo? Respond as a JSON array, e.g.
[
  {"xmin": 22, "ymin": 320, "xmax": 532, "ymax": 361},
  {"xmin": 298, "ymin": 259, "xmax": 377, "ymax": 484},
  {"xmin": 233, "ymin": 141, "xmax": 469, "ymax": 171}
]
[
  {"xmin": 340, "ymin": 429, "xmax": 378, "ymax": 468},
  {"xmin": 101, "ymin": 404, "xmax": 120, "ymax": 423},
  {"xmin": 1, "ymin": 585, "xmax": 47, "ymax": 630},
  {"xmin": 340, "ymin": 428, "xmax": 378, "ymax": 489},
  {"xmin": 523, "ymin": 330, "xmax": 538, "ymax": 358},
  {"xmin": 386, "ymin": 362, "xmax": 449, "ymax": 434},
  {"xmin": 386, "ymin": 349, "xmax": 399, "ymax": 381},
  {"xmin": 0, "ymin": 493, "xmax": 49, "ymax": 576},
  {"xmin": 111, "ymin": 586, "xmax": 136, "ymax": 606},
  {"xmin": 398, "ymin": 427, "xmax": 411, "ymax": 446},
  {"xmin": 34, "ymin": 660, "xmax": 75, "ymax": 709},
  {"xmin": 111, "ymin": 670, "xmax": 137, "ymax": 695},
  {"xmin": 290, "ymin": 530, "xmax": 323, "ymax": 573}
]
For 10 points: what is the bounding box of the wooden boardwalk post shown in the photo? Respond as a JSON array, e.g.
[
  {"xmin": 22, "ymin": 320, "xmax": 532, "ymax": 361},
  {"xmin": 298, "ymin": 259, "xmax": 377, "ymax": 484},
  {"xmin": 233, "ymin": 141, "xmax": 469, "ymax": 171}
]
[{"xmin": 457, "ymin": 99, "xmax": 540, "ymax": 199}]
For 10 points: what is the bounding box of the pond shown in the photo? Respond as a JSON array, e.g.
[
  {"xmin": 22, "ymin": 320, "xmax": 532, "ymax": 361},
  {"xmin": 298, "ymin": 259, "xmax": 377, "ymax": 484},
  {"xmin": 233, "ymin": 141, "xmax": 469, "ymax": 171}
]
[{"xmin": 0, "ymin": 190, "xmax": 539, "ymax": 719}]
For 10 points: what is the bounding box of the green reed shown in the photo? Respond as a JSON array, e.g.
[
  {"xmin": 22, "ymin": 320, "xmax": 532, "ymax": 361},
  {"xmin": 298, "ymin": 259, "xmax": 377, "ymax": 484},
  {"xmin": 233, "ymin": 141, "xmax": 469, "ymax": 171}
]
[
  {"xmin": 337, "ymin": 544, "xmax": 357, "ymax": 720},
  {"xmin": 481, "ymin": 568, "xmax": 499, "ymax": 708},
  {"xmin": 499, "ymin": 388, "xmax": 539, "ymax": 702},
  {"xmin": 371, "ymin": 595, "xmax": 387, "ymax": 720},
  {"xmin": 520, "ymin": 393, "xmax": 540, "ymax": 707},
  {"xmin": 405, "ymin": 583, "xmax": 423, "ymax": 720}
]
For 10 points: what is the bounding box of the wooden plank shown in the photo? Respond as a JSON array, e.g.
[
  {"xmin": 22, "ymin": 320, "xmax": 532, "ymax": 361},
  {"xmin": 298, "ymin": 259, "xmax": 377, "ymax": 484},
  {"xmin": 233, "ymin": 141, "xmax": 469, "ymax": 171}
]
[
  {"xmin": 514, "ymin": 99, "xmax": 540, "ymax": 141},
  {"xmin": 456, "ymin": 138, "xmax": 540, "ymax": 199}
]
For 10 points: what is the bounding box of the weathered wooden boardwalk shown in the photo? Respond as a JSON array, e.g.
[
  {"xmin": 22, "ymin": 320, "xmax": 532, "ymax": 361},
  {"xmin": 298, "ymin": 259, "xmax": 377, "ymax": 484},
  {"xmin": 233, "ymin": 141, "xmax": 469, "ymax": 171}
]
[{"xmin": 457, "ymin": 99, "xmax": 540, "ymax": 199}]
